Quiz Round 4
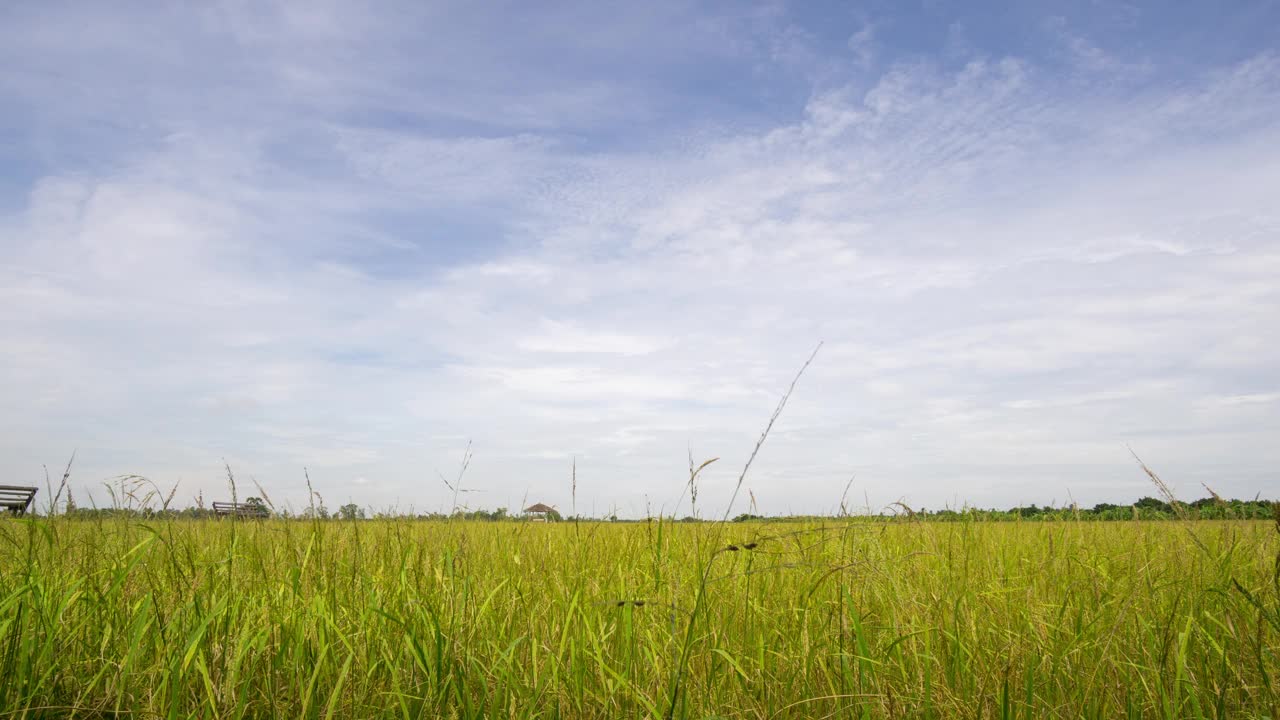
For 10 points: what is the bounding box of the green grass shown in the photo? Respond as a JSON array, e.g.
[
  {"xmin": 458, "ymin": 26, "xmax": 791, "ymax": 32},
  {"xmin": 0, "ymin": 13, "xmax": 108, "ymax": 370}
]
[{"xmin": 1, "ymin": 516, "xmax": 1277, "ymax": 718}]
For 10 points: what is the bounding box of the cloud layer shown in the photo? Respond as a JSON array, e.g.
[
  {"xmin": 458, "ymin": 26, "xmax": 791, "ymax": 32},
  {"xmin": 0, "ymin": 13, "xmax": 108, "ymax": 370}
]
[{"xmin": 2, "ymin": 1, "xmax": 1278, "ymax": 515}]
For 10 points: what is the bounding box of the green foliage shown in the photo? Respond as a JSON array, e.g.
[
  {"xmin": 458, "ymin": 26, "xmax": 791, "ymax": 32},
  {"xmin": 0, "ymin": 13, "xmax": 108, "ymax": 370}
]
[
  {"xmin": 0, "ymin": 515, "xmax": 1276, "ymax": 717},
  {"xmin": 917, "ymin": 496, "xmax": 1276, "ymax": 522},
  {"xmin": 337, "ymin": 502, "xmax": 365, "ymax": 520},
  {"xmin": 444, "ymin": 507, "xmax": 511, "ymax": 522}
]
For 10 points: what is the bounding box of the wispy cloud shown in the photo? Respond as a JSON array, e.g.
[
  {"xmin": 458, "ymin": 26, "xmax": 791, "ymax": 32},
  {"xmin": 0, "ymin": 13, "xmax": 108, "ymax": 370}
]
[{"xmin": 1, "ymin": 1, "xmax": 1277, "ymax": 515}]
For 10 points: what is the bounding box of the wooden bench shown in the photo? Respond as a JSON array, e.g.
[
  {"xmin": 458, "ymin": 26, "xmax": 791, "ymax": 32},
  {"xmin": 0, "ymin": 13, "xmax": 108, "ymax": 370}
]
[
  {"xmin": 1, "ymin": 486, "xmax": 38, "ymax": 517},
  {"xmin": 211, "ymin": 501, "xmax": 269, "ymax": 518}
]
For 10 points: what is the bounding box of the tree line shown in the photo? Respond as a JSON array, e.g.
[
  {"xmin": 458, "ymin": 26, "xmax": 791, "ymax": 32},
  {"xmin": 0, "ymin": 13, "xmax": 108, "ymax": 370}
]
[
  {"xmin": 31, "ymin": 494, "xmax": 1278, "ymax": 522},
  {"xmin": 822, "ymin": 496, "xmax": 1278, "ymax": 522}
]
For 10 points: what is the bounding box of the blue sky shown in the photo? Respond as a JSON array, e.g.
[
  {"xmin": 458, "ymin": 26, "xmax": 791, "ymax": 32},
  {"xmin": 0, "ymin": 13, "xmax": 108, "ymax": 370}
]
[{"xmin": 2, "ymin": 1, "xmax": 1278, "ymax": 516}]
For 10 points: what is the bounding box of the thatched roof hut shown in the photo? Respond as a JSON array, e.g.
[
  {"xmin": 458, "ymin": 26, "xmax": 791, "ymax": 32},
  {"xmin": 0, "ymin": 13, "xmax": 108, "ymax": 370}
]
[{"xmin": 523, "ymin": 502, "xmax": 555, "ymax": 520}]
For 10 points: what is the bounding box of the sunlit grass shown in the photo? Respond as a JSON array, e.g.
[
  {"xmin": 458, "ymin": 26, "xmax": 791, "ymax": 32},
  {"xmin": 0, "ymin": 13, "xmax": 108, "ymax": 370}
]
[{"xmin": 1, "ymin": 515, "xmax": 1277, "ymax": 718}]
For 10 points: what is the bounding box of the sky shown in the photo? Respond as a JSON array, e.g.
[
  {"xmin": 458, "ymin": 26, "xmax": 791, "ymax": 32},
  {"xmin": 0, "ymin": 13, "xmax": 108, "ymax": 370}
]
[{"xmin": 2, "ymin": 1, "xmax": 1278, "ymax": 517}]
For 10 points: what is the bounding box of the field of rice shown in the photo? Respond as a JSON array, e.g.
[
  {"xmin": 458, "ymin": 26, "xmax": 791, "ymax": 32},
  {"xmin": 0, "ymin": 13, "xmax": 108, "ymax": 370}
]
[{"xmin": 1, "ymin": 515, "xmax": 1277, "ymax": 719}]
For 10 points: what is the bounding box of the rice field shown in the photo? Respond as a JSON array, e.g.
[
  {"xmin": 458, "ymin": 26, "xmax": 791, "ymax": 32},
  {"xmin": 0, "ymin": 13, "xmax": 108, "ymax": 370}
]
[{"xmin": 1, "ymin": 515, "xmax": 1277, "ymax": 718}]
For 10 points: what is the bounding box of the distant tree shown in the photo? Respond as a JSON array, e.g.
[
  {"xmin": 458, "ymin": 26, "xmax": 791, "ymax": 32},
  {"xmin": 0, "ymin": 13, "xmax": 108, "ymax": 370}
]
[
  {"xmin": 179, "ymin": 505, "xmax": 214, "ymax": 520},
  {"xmin": 1136, "ymin": 497, "xmax": 1172, "ymax": 512},
  {"xmin": 1134, "ymin": 496, "xmax": 1171, "ymax": 513},
  {"xmin": 338, "ymin": 503, "xmax": 365, "ymax": 520}
]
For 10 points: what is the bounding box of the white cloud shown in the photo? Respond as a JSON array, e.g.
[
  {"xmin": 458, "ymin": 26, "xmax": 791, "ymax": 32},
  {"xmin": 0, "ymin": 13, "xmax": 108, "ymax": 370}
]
[
  {"xmin": 516, "ymin": 320, "xmax": 668, "ymax": 356},
  {"xmin": 1, "ymin": 3, "xmax": 1278, "ymax": 515},
  {"xmin": 848, "ymin": 24, "xmax": 876, "ymax": 69}
]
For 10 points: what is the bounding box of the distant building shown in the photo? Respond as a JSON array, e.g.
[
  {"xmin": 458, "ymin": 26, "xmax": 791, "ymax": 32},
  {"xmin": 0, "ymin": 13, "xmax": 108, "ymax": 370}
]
[{"xmin": 522, "ymin": 502, "xmax": 556, "ymax": 521}]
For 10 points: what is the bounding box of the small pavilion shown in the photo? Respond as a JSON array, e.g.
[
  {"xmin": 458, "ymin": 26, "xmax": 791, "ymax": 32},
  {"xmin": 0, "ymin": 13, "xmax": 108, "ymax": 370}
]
[{"xmin": 522, "ymin": 502, "xmax": 556, "ymax": 521}]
